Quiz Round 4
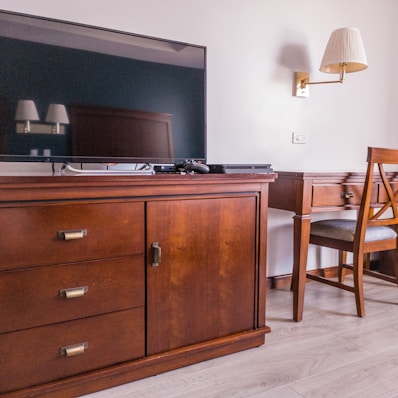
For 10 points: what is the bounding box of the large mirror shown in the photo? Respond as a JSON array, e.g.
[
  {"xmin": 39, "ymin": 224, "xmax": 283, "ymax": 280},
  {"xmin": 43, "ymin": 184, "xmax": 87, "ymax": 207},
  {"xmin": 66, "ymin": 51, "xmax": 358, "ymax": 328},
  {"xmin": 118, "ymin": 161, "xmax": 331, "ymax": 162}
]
[{"xmin": 0, "ymin": 10, "xmax": 206, "ymax": 164}]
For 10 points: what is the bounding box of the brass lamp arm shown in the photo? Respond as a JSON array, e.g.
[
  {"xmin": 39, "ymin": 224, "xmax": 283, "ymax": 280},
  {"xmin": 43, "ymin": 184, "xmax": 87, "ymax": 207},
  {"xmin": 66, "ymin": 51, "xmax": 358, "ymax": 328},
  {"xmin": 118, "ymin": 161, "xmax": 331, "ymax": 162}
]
[
  {"xmin": 300, "ymin": 64, "xmax": 346, "ymax": 89},
  {"xmin": 295, "ymin": 64, "xmax": 347, "ymax": 96}
]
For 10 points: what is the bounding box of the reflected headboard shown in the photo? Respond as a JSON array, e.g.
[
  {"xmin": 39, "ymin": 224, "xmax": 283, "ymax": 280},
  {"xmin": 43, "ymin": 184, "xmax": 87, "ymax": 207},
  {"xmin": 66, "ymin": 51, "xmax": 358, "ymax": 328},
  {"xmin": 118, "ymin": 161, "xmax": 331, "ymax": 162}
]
[{"xmin": 71, "ymin": 105, "xmax": 174, "ymax": 162}]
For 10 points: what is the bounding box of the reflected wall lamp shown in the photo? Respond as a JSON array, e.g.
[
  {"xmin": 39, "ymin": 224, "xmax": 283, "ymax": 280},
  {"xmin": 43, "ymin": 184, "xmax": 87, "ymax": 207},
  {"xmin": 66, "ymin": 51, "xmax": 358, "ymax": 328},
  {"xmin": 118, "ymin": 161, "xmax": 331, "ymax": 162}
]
[
  {"xmin": 15, "ymin": 99, "xmax": 40, "ymax": 133},
  {"xmin": 45, "ymin": 103, "xmax": 69, "ymax": 134},
  {"xmin": 15, "ymin": 101, "xmax": 69, "ymax": 134},
  {"xmin": 294, "ymin": 27, "xmax": 368, "ymax": 97}
]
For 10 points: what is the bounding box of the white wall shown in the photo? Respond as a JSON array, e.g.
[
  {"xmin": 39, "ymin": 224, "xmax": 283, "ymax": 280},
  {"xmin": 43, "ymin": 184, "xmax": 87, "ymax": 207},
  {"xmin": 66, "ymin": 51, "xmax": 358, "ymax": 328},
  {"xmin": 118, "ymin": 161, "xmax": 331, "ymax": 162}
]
[{"xmin": 1, "ymin": 0, "xmax": 397, "ymax": 275}]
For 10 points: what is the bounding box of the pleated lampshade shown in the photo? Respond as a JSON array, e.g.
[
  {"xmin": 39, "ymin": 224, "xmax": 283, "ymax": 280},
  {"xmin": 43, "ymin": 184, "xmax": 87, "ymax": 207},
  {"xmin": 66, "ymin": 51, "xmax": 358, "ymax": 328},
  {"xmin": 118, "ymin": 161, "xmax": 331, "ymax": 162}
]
[{"xmin": 320, "ymin": 27, "xmax": 368, "ymax": 74}]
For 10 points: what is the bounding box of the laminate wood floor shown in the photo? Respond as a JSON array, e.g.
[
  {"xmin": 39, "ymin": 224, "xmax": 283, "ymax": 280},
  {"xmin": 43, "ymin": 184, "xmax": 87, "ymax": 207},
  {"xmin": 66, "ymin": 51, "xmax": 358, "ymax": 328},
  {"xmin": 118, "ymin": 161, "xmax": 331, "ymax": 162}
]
[{"xmin": 82, "ymin": 275, "xmax": 398, "ymax": 398}]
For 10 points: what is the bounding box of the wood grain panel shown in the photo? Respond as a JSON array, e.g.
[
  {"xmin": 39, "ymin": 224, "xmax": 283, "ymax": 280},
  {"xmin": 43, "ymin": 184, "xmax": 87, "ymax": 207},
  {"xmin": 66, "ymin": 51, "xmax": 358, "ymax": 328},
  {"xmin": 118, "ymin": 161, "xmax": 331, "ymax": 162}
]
[
  {"xmin": 0, "ymin": 256, "xmax": 144, "ymax": 333},
  {"xmin": 146, "ymin": 195, "xmax": 258, "ymax": 355},
  {"xmin": 0, "ymin": 308, "xmax": 145, "ymax": 394},
  {"xmin": 0, "ymin": 201, "xmax": 144, "ymax": 271}
]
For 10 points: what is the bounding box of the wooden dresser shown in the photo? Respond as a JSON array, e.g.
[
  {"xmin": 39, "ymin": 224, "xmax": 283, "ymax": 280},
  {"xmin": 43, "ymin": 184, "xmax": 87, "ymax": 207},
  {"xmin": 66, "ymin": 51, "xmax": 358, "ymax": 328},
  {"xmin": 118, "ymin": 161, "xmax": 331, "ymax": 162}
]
[{"xmin": 0, "ymin": 173, "xmax": 276, "ymax": 397}]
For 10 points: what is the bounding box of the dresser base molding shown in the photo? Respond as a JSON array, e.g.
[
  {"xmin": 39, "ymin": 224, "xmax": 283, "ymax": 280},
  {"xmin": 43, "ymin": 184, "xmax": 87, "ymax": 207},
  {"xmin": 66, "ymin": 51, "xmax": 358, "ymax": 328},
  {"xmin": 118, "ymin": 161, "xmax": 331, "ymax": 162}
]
[{"xmin": 4, "ymin": 329, "xmax": 269, "ymax": 398}]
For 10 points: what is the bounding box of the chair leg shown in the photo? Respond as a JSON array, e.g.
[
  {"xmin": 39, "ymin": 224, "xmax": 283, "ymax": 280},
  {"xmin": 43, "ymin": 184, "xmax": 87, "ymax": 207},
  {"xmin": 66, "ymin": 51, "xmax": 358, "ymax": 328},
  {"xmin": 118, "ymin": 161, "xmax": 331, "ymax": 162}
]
[
  {"xmin": 353, "ymin": 252, "xmax": 365, "ymax": 317},
  {"xmin": 338, "ymin": 250, "xmax": 347, "ymax": 282},
  {"xmin": 392, "ymin": 249, "xmax": 398, "ymax": 285}
]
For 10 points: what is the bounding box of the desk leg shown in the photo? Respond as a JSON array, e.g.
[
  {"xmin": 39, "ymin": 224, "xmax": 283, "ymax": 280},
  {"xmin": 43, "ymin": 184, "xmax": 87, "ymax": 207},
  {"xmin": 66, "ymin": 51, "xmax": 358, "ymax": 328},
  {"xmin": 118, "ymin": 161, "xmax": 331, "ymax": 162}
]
[{"xmin": 292, "ymin": 214, "xmax": 311, "ymax": 322}]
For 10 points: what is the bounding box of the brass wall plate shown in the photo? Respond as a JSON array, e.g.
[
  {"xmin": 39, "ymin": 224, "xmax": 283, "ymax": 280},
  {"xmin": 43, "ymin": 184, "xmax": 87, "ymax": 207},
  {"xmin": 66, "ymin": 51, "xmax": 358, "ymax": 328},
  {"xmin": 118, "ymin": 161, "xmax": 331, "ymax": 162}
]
[
  {"xmin": 16, "ymin": 122, "xmax": 65, "ymax": 134},
  {"xmin": 294, "ymin": 72, "xmax": 310, "ymax": 97}
]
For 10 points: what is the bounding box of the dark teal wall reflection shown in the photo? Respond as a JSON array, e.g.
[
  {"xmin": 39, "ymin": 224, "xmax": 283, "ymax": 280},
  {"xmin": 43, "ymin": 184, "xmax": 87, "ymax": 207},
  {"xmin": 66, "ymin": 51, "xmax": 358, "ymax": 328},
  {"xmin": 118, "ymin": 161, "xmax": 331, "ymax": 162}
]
[{"xmin": 0, "ymin": 37, "xmax": 205, "ymax": 160}]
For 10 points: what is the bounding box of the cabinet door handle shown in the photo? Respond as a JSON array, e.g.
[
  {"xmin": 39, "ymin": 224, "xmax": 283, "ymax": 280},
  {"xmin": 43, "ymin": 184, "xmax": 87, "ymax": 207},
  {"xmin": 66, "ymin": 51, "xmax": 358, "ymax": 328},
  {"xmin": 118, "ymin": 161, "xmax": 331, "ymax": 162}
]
[
  {"xmin": 151, "ymin": 242, "xmax": 161, "ymax": 267},
  {"xmin": 60, "ymin": 342, "xmax": 88, "ymax": 357},
  {"xmin": 58, "ymin": 229, "xmax": 87, "ymax": 240},
  {"xmin": 59, "ymin": 286, "xmax": 88, "ymax": 299},
  {"xmin": 341, "ymin": 192, "xmax": 354, "ymax": 199}
]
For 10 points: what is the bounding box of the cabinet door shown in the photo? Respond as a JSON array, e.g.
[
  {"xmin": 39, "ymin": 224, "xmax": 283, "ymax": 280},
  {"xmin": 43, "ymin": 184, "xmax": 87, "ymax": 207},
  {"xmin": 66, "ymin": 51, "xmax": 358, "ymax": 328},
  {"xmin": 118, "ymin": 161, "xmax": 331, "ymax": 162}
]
[{"xmin": 146, "ymin": 195, "xmax": 258, "ymax": 355}]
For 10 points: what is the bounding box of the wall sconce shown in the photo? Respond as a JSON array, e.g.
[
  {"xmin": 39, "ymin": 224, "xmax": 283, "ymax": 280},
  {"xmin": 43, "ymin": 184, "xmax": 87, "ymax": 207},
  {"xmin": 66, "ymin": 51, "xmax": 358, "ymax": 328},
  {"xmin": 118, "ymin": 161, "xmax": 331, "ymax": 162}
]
[
  {"xmin": 15, "ymin": 99, "xmax": 40, "ymax": 133},
  {"xmin": 15, "ymin": 101, "xmax": 69, "ymax": 134},
  {"xmin": 45, "ymin": 104, "xmax": 70, "ymax": 134},
  {"xmin": 294, "ymin": 27, "xmax": 368, "ymax": 97}
]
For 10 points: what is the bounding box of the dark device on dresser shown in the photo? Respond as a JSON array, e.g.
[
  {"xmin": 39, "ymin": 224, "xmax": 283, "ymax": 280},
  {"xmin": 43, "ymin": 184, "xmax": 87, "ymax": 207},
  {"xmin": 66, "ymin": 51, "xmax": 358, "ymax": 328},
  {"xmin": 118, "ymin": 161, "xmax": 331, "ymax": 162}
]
[{"xmin": 208, "ymin": 164, "xmax": 274, "ymax": 174}]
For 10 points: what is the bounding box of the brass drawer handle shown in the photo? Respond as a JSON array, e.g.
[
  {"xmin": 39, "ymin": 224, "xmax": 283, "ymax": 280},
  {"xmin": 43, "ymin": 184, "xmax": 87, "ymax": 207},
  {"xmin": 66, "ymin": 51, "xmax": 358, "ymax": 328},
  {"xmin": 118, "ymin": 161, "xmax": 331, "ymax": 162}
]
[
  {"xmin": 59, "ymin": 286, "xmax": 88, "ymax": 299},
  {"xmin": 151, "ymin": 242, "xmax": 161, "ymax": 267},
  {"xmin": 58, "ymin": 229, "xmax": 87, "ymax": 240},
  {"xmin": 60, "ymin": 342, "xmax": 88, "ymax": 357},
  {"xmin": 341, "ymin": 192, "xmax": 354, "ymax": 199}
]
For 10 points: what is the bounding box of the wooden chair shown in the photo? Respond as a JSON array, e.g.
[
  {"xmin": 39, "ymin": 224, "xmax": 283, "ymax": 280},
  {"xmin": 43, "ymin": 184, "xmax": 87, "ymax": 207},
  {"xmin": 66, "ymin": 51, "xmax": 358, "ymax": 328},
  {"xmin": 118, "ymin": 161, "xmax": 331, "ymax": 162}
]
[{"xmin": 307, "ymin": 147, "xmax": 398, "ymax": 317}]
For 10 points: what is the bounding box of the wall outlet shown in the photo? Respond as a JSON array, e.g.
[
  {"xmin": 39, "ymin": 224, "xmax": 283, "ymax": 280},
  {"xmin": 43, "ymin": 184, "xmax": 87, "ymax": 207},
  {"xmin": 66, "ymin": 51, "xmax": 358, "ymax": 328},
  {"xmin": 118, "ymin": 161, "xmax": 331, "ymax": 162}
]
[{"xmin": 292, "ymin": 132, "xmax": 307, "ymax": 144}]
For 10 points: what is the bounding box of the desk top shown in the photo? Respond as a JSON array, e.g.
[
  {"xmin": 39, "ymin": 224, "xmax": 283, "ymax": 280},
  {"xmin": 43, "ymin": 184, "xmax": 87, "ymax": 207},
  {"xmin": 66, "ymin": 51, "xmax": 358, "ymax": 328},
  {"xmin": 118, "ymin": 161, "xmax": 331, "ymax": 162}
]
[{"xmin": 269, "ymin": 170, "xmax": 398, "ymax": 214}]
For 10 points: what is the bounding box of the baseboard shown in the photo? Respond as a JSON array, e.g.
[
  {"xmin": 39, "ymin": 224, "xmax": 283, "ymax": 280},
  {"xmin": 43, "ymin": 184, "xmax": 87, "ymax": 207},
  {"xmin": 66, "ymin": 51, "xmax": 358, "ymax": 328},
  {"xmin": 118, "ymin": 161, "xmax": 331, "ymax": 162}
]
[
  {"xmin": 266, "ymin": 266, "xmax": 341, "ymax": 290},
  {"xmin": 266, "ymin": 259, "xmax": 388, "ymax": 290}
]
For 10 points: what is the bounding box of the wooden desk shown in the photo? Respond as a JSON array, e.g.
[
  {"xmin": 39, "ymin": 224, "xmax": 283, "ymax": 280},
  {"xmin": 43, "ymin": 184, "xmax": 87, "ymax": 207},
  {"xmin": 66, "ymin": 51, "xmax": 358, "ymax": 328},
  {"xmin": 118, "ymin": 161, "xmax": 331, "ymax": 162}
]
[{"xmin": 268, "ymin": 171, "xmax": 371, "ymax": 321}]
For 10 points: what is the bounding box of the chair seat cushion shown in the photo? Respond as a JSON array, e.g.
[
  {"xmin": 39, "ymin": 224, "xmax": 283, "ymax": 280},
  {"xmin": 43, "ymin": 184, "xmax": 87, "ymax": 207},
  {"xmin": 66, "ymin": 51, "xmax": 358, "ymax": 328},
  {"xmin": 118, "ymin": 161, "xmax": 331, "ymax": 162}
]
[{"xmin": 310, "ymin": 219, "xmax": 398, "ymax": 242}]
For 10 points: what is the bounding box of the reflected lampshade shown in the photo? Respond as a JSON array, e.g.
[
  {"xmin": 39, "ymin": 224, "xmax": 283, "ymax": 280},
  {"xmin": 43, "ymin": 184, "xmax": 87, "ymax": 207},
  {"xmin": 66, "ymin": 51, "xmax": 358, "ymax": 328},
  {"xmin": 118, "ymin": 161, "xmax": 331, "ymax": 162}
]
[
  {"xmin": 15, "ymin": 99, "xmax": 39, "ymax": 121},
  {"xmin": 45, "ymin": 104, "xmax": 69, "ymax": 134},
  {"xmin": 15, "ymin": 99, "xmax": 40, "ymax": 133}
]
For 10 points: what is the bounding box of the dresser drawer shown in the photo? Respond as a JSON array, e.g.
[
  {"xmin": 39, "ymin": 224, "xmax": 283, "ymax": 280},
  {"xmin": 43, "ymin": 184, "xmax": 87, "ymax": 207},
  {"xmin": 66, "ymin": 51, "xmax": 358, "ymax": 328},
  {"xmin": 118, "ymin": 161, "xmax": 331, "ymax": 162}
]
[
  {"xmin": 0, "ymin": 308, "xmax": 145, "ymax": 394},
  {"xmin": 0, "ymin": 256, "xmax": 144, "ymax": 333},
  {"xmin": 0, "ymin": 201, "xmax": 144, "ymax": 271}
]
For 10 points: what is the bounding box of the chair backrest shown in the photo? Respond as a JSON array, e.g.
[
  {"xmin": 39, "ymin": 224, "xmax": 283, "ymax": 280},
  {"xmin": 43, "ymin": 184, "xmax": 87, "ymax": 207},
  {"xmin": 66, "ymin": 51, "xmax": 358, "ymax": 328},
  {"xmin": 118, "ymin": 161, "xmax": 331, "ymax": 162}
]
[{"xmin": 355, "ymin": 147, "xmax": 398, "ymax": 251}]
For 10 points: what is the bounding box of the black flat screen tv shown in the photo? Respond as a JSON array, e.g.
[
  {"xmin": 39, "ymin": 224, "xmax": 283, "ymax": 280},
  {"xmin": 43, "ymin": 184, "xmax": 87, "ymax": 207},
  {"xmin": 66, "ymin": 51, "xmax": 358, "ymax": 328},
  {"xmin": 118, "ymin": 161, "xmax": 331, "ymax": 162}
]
[{"xmin": 0, "ymin": 10, "xmax": 206, "ymax": 164}]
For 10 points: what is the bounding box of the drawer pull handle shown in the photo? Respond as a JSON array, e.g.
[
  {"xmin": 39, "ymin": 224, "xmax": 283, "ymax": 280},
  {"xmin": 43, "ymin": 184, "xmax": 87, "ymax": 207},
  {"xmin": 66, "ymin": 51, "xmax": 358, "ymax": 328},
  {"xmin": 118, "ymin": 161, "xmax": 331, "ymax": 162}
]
[
  {"xmin": 58, "ymin": 229, "xmax": 87, "ymax": 240},
  {"xmin": 341, "ymin": 192, "xmax": 354, "ymax": 199},
  {"xmin": 59, "ymin": 286, "xmax": 88, "ymax": 299},
  {"xmin": 152, "ymin": 242, "xmax": 161, "ymax": 267},
  {"xmin": 60, "ymin": 342, "xmax": 88, "ymax": 357}
]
